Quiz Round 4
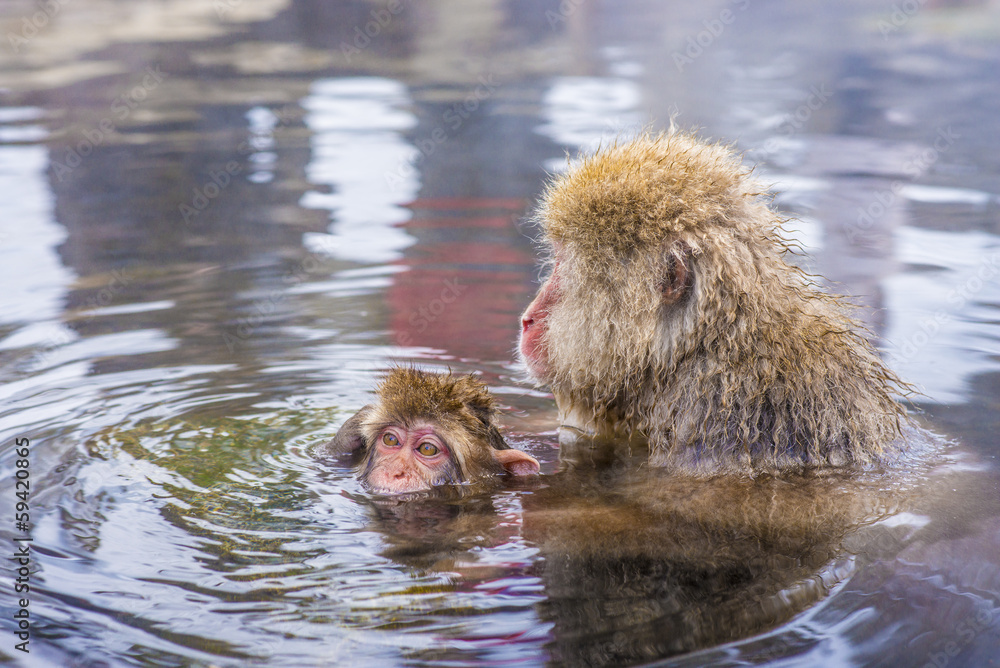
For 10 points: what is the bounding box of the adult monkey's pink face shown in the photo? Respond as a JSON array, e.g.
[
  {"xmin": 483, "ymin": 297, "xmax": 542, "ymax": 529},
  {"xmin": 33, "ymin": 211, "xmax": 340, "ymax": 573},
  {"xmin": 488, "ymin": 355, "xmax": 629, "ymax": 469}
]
[{"xmin": 519, "ymin": 264, "xmax": 562, "ymax": 381}]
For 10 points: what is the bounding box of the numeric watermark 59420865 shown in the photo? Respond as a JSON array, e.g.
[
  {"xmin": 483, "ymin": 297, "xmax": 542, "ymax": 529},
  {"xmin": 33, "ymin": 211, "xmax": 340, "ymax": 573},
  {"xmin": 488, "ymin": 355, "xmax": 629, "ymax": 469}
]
[{"xmin": 11, "ymin": 437, "xmax": 32, "ymax": 655}]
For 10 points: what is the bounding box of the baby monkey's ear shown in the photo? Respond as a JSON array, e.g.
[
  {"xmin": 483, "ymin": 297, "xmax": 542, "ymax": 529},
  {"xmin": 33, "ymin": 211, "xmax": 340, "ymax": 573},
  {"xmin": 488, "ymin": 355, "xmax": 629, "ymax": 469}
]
[
  {"xmin": 494, "ymin": 448, "xmax": 540, "ymax": 476},
  {"xmin": 323, "ymin": 405, "xmax": 374, "ymax": 456}
]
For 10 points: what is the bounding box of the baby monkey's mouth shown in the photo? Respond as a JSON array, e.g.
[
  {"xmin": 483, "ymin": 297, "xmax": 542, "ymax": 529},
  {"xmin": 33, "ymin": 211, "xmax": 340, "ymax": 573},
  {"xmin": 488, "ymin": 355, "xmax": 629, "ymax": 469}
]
[
  {"xmin": 367, "ymin": 489, "xmax": 433, "ymax": 505},
  {"xmin": 365, "ymin": 479, "xmax": 499, "ymax": 504}
]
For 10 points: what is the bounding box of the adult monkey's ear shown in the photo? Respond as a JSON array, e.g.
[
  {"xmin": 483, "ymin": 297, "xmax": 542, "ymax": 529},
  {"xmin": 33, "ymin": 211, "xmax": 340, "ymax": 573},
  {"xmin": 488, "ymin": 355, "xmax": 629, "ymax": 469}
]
[
  {"xmin": 661, "ymin": 241, "xmax": 692, "ymax": 305},
  {"xmin": 321, "ymin": 405, "xmax": 375, "ymax": 456}
]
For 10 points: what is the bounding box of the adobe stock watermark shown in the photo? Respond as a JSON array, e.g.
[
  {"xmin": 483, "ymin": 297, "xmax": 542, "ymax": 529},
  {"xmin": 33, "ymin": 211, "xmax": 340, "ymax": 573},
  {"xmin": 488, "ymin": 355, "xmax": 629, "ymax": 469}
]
[
  {"xmin": 178, "ymin": 162, "xmax": 241, "ymax": 224},
  {"xmin": 384, "ymin": 74, "xmax": 499, "ymax": 191},
  {"xmin": 10, "ymin": 436, "xmax": 32, "ymax": 655},
  {"xmin": 51, "ymin": 66, "xmax": 167, "ymax": 182},
  {"xmin": 878, "ymin": 0, "xmax": 929, "ymax": 39},
  {"xmin": 6, "ymin": 0, "xmax": 70, "ymax": 54},
  {"xmin": 339, "ymin": 0, "xmax": 409, "ymax": 63},
  {"xmin": 255, "ymin": 619, "xmax": 357, "ymax": 663},
  {"xmin": 28, "ymin": 267, "xmax": 135, "ymax": 371},
  {"xmin": 396, "ymin": 278, "xmax": 467, "ymax": 346},
  {"xmin": 749, "ymin": 82, "xmax": 834, "ymax": 159},
  {"xmin": 179, "ymin": 105, "xmax": 297, "ymax": 224},
  {"xmin": 920, "ymin": 607, "xmax": 995, "ymax": 668},
  {"xmin": 222, "ymin": 253, "xmax": 325, "ymax": 353},
  {"xmin": 848, "ymin": 126, "xmax": 960, "ymax": 245},
  {"xmin": 784, "ymin": 84, "xmax": 834, "ymax": 131},
  {"xmin": 213, "ymin": 0, "xmax": 242, "ymax": 18},
  {"xmin": 890, "ymin": 252, "xmax": 1000, "ymax": 365},
  {"xmin": 545, "ymin": 0, "xmax": 586, "ymax": 29},
  {"xmin": 672, "ymin": 0, "xmax": 751, "ymax": 72}
]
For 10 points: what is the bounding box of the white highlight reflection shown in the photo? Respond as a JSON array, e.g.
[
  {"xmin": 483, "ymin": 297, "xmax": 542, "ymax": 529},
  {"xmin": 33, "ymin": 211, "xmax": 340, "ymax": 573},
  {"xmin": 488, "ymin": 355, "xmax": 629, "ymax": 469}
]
[
  {"xmin": 884, "ymin": 226, "xmax": 1000, "ymax": 404},
  {"xmin": 300, "ymin": 77, "xmax": 419, "ymax": 264}
]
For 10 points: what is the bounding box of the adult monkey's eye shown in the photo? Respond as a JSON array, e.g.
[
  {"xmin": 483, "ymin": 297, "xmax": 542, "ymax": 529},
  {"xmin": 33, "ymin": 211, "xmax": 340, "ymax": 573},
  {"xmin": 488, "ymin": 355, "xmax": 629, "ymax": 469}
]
[
  {"xmin": 417, "ymin": 442, "xmax": 439, "ymax": 457},
  {"xmin": 382, "ymin": 432, "xmax": 399, "ymax": 447}
]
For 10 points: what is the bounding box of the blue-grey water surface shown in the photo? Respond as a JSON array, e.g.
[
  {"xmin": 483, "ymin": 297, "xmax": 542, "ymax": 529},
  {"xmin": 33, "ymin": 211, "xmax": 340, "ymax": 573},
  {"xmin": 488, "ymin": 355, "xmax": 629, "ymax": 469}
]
[{"xmin": 1, "ymin": 1, "xmax": 999, "ymax": 666}]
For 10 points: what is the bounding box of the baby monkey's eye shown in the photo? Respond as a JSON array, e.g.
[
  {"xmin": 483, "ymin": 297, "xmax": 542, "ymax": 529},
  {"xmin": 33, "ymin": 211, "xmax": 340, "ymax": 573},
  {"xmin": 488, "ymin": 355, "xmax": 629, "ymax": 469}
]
[
  {"xmin": 417, "ymin": 442, "xmax": 439, "ymax": 457},
  {"xmin": 382, "ymin": 432, "xmax": 399, "ymax": 447}
]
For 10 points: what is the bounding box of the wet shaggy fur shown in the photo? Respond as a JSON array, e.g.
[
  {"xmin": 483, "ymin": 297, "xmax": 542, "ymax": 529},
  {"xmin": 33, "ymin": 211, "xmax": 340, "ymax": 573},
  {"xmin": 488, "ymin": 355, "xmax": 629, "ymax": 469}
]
[
  {"xmin": 363, "ymin": 368, "xmax": 510, "ymax": 477},
  {"xmin": 533, "ymin": 131, "xmax": 912, "ymax": 474}
]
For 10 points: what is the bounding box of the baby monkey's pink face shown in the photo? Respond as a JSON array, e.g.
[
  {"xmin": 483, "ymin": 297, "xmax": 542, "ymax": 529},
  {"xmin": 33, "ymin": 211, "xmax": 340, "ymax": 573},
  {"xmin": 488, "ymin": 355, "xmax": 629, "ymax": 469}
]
[
  {"xmin": 354, "ymin": 421, "xmax": 539, "ymax": 496},
  {"xmin": 363, "ymin": 424, "xmax": 454, "ymax": 494},
  {"xmin": 322, "ymin": 368, "xmax": 540, "ymax": 498}
]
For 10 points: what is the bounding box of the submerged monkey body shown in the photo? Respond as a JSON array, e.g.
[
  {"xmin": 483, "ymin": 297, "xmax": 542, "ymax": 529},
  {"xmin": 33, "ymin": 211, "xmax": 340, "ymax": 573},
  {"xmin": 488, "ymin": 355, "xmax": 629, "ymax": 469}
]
[{"xmin": 521, "ymin": 132, "xmax": 911, "ymax": 474}]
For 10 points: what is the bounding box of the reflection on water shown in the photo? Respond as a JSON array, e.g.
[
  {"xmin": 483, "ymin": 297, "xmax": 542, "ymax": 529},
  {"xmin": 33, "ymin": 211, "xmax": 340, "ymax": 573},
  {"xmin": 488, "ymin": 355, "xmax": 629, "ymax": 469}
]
[
  {"xmin": 1, "ymin": 0, "xmax": 999, "ymax": 665},
  {"xmin": 301, "ymin": 77, "xmax": 419, "ymax": 264}
]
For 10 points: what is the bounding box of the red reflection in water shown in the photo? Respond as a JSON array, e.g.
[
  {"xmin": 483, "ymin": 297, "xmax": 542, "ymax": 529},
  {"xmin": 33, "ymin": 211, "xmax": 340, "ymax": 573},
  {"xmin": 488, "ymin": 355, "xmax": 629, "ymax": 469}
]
[{"xmin": 387, "ymin": 198, "xmax": 537, "ymax": 361}]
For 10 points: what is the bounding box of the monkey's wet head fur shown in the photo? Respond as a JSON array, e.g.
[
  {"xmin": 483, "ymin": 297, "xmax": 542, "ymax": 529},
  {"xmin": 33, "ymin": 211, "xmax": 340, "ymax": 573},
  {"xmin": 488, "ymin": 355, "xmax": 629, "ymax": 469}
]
[{"xmin": 365, "ymin": 368, "xmax": 510, "ymax": 477}]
